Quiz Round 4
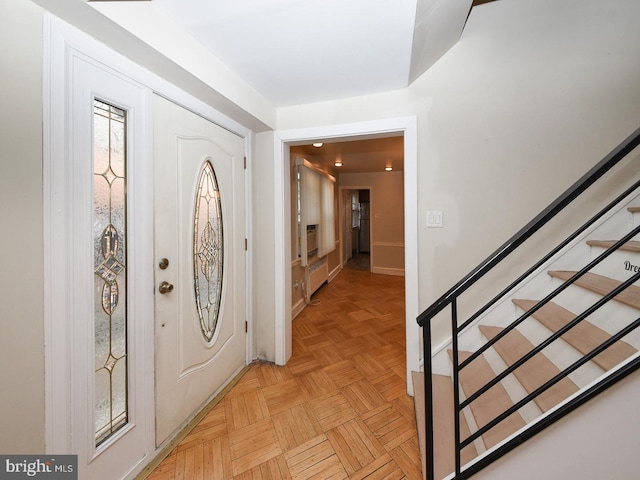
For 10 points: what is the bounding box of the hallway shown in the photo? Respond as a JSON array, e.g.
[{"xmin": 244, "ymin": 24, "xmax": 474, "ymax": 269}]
[{"xmin": 145, "ymin": 268, "xmax": 421, "ymax": 479}]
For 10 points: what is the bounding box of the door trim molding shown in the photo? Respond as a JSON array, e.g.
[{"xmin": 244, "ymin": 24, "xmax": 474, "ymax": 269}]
[
  {"xmin": 43, "ymin": 15, "xmax": 72, "ymax": 454},
  {"xmin": 273, "ymin": 117, "xmax": 419, "ymax": 394}
]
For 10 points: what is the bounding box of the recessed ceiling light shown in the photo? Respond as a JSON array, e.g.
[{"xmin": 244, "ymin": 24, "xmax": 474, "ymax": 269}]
[
  {"xmin": 385, "ymin": 166, "xmax": 393, "ymax": 171},
  {"xmin": 313, "ymin": 142, "xmax": 323, "ymax": 147},
  {"xmin": 334, "ymin": 161, "xmax": 343, "ymax": 167}
]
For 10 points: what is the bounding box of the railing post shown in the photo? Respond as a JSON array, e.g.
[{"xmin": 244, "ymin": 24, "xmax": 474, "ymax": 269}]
[
  {"xmin": 423, "ymin": 320, "xmax": 435, "ymax": 480},
  {"xmin": 451, "ymin": 300, "xmax": 461, "ymax": 478}
]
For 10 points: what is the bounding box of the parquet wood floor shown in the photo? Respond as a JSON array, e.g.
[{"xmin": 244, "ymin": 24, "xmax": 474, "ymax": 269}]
[{"xmin": 145, "ymin": 269, "xmax": 421, "ymax": 479}]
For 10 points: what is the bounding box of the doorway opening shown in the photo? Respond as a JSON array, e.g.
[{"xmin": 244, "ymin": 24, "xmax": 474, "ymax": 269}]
[
  {"xmin": 274, "ymin": 117, "xmax": 419, "ymax": 394},
  {"xmin": 343, "ymin": 188, "xmax": 371, "ymax": 272}
]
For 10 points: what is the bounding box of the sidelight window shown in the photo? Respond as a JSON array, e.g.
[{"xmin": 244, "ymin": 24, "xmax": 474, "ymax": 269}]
[{"xmin": 93, "ymin": 99, "xmax": 128, "ymax": 446}]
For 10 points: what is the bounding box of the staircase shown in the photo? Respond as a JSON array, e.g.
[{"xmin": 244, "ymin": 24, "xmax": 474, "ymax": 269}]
[
  {"xmin": 413, "ymin": 128, "xmax": 640, "ymax": 480},
  {"xmin": 415, "ymin": 204, "xmax": 640, "ymax": 479}
]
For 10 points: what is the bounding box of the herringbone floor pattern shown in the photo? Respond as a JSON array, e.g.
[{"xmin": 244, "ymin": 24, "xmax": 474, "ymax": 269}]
[{"xmin": 146, "ymin": 268, "xmax": 421, "ymax": 479}]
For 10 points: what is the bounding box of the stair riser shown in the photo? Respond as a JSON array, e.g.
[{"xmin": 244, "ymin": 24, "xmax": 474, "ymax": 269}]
[
  {"xmin": 481, "ymin": 346, "xmax": 544, "ymax": 424},
  {"xmin": 548, "ymin": 278, "xmax": 640, "ymax": 350},
  {"xmin": 629, "ymin": 204, "xmax": 640, "ymax": 228},
  {"xmin": 586, "ymin": 247, "xmax": 640, "ymax": 283},
  {"xmin": 516, "ymin": 320, "xmax": 605, "ymax": 387}
]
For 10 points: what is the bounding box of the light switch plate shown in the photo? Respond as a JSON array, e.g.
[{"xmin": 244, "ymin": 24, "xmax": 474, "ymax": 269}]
[{"xmin": 427, "ymin": 210, "xmax": 443, "ymax": 228}]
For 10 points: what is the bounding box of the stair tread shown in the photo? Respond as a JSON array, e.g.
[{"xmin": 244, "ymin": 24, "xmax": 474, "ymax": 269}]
[
  {"xmin": 479, "ymin": 325, "xmax": 579, "ymax": 412},
  {"xmin": 512, "ymin": 299, "xmax": 637, "ymax": 371},
  {"xmin": 454, "ymin": 350, "xmax": 526, "ymax": 449},
  {"xmin": 586, "ymin": 239, "xmax": 640, "ymax": 253},
  {"xmin": 548, "ymin": 270, "xmax": 640, "ymax": 310},
  {"xmin": 413, "ymin": 372, "xmax": 478, "ymax": 480}
]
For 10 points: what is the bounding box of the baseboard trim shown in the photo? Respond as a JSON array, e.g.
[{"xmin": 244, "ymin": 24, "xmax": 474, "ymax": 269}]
[
  {"xmin": 292, "ymin": 298, "xmax": 306, "ymax": 319},
  {"xmin": 371, "ymin": 266, "xmax": 405, "ymax": 276},
  {"xmin": 328, "ymin": 264, "xmax": 342, "ymax": 283}
]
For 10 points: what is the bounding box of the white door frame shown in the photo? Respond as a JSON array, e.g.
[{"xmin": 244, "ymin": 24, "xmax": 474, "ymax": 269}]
[
  {"xmin": 273, "ymin": 118, "xmax": 419, "ymax": 394},
  {"xmin": 43, "ymin": 15, "xmax": 254, "ymax": 477}
]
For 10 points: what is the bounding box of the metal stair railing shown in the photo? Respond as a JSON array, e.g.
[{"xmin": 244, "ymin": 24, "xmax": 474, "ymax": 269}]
[{"xmin": 417, "ymin": 126, "xmax": 640, "ymax": 480}]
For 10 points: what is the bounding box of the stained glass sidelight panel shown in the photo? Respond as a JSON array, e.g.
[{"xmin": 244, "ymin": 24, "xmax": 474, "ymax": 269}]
[
  {"xmin": 93, "ymin": 99, "xmax": 128, "ymax": 446},
  {"xmin": 193, "ymin": 161, "xmax": 224, "ymax": 342}
]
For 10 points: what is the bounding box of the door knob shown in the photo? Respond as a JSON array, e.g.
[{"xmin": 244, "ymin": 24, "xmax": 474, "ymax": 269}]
[{"xmin": 159, "ymin": 281, "xmax": 174, "ymax": 294}]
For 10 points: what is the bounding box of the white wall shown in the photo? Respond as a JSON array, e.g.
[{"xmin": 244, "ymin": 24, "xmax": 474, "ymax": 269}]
[
  {"xmin": 253, "ymin": 131, "xmax": 278, "ymax": 360},
  {"xmin": 0, "ymin": 0, "xmax": 46, "ymax": 453},
  {"xmin": 276, "ymin": 0, "xmax": 640, "ymax": 346}
]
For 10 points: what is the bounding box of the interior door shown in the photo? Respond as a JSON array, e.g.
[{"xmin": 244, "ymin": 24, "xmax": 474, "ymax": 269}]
[{"xmin": 153, "ymin": 95, "xmax": 247, "ymax": 445}]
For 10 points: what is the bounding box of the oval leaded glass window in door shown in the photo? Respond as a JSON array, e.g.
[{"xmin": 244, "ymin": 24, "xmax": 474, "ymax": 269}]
[{"xmin": 193, "ymin": 160, "xmax": 224, "ymax": 342}]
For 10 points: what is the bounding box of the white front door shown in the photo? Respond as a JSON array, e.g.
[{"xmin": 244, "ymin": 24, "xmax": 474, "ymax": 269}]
[{"xmin": 153, "ymin": 95, "xmax": 247, "ymax": 445}]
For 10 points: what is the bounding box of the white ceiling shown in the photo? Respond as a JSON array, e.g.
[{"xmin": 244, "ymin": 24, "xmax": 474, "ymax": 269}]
[
  {"xmin": 291, "ymin": 136, "xmax": 405, "ymax": 175},
  {"xmin": 146, "ymin": 0, "xmax": 477, "ymax": 171},
  {"xmin": 152, "ymin": 0, "xmax": 474, "ymax": 107}
]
